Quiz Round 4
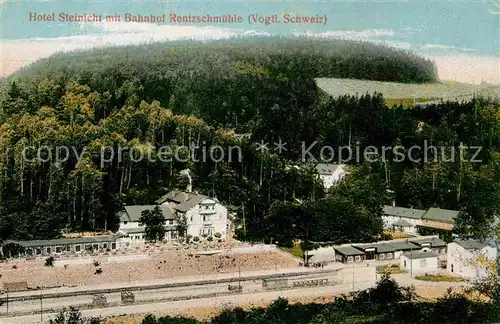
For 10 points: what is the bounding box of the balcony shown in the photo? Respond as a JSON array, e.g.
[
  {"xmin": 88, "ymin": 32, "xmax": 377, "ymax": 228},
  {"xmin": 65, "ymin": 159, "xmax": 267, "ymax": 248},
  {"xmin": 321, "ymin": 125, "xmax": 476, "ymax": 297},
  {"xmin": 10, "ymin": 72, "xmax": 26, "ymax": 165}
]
[{"xmin": 199, "ymin": 208, "xmax": 216, "ymax": 214}]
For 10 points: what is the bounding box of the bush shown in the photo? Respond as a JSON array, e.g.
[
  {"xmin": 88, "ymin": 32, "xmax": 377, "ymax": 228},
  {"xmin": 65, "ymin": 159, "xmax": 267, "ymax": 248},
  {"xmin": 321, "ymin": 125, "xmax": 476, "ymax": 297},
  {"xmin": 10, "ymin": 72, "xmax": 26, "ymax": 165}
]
[
  {"xmin": 201, "ymin": 233, "xmax": 208, "ymax": 238},
  {"xmin": 214, "ymin": 232, "xmax": 222, "ymax": 239},
  {"xmin": 49, "ymin": 307, "xmax": 102, "ymax": 324},
  {"xmin": 142, "ymin": 314, "xmax": 198, "ymax": 324},
  {"xmin": 193, "ymin": 236, "xmax": 199, "ymax": 242},
  {"xmin": 45, "ymin": 256, "xmax": 54, "ymax": 267},
  {"xmin": 207, "ymin": 236, "xmax": 213, "ymax": 242}
]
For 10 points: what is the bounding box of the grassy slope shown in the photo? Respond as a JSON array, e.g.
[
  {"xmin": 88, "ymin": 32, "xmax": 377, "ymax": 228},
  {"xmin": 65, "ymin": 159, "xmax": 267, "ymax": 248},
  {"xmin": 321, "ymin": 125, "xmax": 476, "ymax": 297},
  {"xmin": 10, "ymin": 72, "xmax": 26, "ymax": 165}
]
[{"xmin": 316, "ymin": 78, "xmax": 500, "ymax": 107}]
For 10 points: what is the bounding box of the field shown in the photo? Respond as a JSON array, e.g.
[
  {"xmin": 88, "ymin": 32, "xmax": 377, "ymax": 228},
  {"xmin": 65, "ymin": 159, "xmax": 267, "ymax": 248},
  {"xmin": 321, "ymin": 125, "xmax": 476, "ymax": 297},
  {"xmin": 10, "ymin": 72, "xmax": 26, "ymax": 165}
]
[
  {"xmin": 382, "ymin": 230, "xmax": 417, "ymax": 240},
  {"xmin": 414, "ymin": 274, "xmax": 465, "ymax": 282},
  {"xmin": 377, "ymin": 265, "xmax": 407, "ymax": 275},
  {"xmin": 316, "ymin": 78, "xmax": 500, "ymax": 107},
  {"xmin": 279, "ymin": 244, "xmax": 305, "ymax": 259}
]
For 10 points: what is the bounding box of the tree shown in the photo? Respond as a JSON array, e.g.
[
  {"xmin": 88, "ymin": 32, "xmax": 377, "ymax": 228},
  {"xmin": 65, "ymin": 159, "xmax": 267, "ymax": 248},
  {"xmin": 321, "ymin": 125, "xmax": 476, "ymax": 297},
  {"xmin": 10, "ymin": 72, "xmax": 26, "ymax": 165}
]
[
  {"xmin": 467, "ymin": 255, "xmax": 500, "ymax": 304},
  {"xmin": 176, "ymin": 214, "xmax": 188, "ymax": 239},
  {"xmin": 49, "ymin": 307, "xmax": 101, "ymax": 324},
  {"xmin": 139, "ymin": 206, "xmax": 166, "ymax": 242}
]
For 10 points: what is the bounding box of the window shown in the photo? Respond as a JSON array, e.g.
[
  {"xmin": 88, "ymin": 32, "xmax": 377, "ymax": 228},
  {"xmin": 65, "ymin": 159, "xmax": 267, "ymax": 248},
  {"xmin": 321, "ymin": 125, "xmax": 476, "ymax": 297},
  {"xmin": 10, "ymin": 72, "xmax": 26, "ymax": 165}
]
[
  {"xmin": 46, "ymin": 247, "xmax": 51, "ymax": 254},
  {"xmin": 66, "ymin": 245, "xmax": 71, "ymax": 252},
  {"xmin": 169, "ymin": 220, "xmax": 174, "ymax": 225},
  {"xmin": 36, "ymin": 248, "xmax": 42, "ymax": 255},
  {"xmin": 347, "ymin": 256, "xmax": 353, "ymax": 262},
  {"xmin": 103, "ymin": 243, "xmax": 107, "ymax": 249},
  {"xmin": 123, "ymin": 221, "xmax": 128, "ymax": 225},
  {"xmin": 75, "ymin": 245, "xmax": 81, "ymax": 252},
  {"xmin": 379, "ymin": 253, "xmax": 385, "ymax": 260},
  {"xmin": 55, "ymin": 246, "xmax": 61, "ymax": 253},
  {"xmin": 111, "ymin": 243, "xmax": 116, "ymax": 250},
  {"xmin": 386, "ymin": 253, "xmax": 393, "ymax": 260},
  {"xmin": 355, "ymin": 255, "xmax": 361, "ymax": 262},
  {"xmin": 420, "ymin": 259, "xmax": 427, "ymax": 268},
  {"xmin": 92, "ymin": 244, "xmax": 99, "ymax": 250}
]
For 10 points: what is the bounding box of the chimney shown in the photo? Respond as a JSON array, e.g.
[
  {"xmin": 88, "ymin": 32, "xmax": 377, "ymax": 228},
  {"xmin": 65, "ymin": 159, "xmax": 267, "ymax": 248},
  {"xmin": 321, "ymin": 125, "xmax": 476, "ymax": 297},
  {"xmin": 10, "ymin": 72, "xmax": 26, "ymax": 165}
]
[{"xmin": 180, "ymin": 169, "xmax": 192, "ymax": 193}]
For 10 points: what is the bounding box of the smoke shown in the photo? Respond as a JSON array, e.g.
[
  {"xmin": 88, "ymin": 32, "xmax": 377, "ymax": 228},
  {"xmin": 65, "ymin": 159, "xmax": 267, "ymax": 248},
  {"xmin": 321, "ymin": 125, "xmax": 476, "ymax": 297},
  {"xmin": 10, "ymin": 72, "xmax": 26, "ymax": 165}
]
[{"xmin": 180, "ymin": 169, "xmax": 192, "ymax": 192}]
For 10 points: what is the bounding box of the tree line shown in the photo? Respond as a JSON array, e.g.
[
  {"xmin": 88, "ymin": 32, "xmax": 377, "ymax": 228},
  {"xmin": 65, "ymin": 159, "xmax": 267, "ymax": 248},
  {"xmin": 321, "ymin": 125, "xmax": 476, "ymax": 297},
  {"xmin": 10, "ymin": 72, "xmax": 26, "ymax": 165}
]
[{"xmin": 0, "ymin": 37, "xmax": 497, "ymax": 243}]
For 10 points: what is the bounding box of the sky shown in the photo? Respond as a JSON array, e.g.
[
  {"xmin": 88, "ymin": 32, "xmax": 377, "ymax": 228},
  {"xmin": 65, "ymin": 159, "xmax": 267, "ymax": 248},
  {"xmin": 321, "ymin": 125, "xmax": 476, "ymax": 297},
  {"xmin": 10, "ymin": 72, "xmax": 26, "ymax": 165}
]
[{"xmin": 0, "ymin": 0, "xmax": 499, "ymax": 84}]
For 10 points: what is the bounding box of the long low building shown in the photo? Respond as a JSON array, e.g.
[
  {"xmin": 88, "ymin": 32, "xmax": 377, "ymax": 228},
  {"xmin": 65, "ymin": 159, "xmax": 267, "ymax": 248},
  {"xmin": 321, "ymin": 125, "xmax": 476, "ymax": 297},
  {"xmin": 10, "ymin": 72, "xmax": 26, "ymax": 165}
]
[
  {"xmin": 332, "ymin": 236, "xmax": 447, "ymax": 264},
  {"xmin": 0, "ymin": 234, "xmax": 125, "ymax": 258},
  {"xmin": 383, "ymin": 205, "xmax": 459, "ymax": 233}
]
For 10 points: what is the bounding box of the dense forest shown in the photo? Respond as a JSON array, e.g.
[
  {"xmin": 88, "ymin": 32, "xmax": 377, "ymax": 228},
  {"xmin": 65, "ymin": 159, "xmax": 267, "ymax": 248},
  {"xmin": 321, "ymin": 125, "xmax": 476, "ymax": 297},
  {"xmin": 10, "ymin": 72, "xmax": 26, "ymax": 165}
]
[{"xmin": 0, "ymin": 37, "xmax": 498, "ymax": 243}]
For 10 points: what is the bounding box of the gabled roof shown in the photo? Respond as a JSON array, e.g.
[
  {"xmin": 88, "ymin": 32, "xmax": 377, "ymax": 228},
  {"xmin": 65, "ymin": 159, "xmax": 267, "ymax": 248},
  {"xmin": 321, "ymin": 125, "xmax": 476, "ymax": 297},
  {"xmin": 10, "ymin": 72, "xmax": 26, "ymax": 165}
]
[
  {"xmin": 122, "ymin": 205, "xmax": 176, "ymax": 222},
  {"xmin": 315, "ymin": 163, "xmax": 344, "ymax": 175},
  {"xmin": 410, "ymin": 237, "xmax": 446, "ymax": 248},
  {"xmin": 334, "ymin": 245, "xmax": 365, "ymax": 256},
  {"xmin": 2, "ymin": 235, "xmax": 118, "ymax": 247},
  {"xmin": 387, "ymin": 241, "xmax": 419, "ymax": 251},
  {"xmin": 454, "ymin": 239, "xmax": 488, "ymax": 250},
  {"xmin": 353, "ymin": 243, "xmax": 397, "ymax": 253},
  {"xmin": 175, "ymin": 193, "xmax": 208, "ymax": 212},
  {"xmin": 402, "ymin": 251, "xmax": 438, "ymax": 259},
  {"xmin": 156, "ymin": 191, "xmax": 190, "ymax": 204},
  {"xmin": 392, "ymin": 219, "xmax": 412, "ymax": 227},
  {"xmin": 422, "ymin": 207, "xmax": 458, "ymax": 224},
  {"xmin": 155, "ymin": 190, "xmax": 209, "ymax": 213},
  {"xmin": 383, "ymin": 206, "xmax": 426, "ymax": 220}
]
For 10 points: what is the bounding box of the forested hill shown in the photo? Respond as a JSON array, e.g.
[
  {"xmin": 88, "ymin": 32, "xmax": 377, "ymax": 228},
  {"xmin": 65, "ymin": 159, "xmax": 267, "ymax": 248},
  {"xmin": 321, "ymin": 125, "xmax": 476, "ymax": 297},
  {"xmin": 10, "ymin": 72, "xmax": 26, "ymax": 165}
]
[
  {"xmin": 1, "ymin": 37, "xmax": 437, "ymax": 129},
  {"xmin": 0, "ymin": 37, "xmax": 497, "ymax": 244}
]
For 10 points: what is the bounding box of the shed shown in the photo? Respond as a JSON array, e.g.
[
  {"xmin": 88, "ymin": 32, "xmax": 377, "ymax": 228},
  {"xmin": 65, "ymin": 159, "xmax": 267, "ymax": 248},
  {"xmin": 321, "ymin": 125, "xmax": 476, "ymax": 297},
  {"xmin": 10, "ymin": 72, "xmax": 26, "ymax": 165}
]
[
  {"xmin": 400, "ymin": 251, "xmax": 439, "ymax": 275},
  {"xmin": 333, "ymin": 246, "xmax": 365, "ymax": 263}
]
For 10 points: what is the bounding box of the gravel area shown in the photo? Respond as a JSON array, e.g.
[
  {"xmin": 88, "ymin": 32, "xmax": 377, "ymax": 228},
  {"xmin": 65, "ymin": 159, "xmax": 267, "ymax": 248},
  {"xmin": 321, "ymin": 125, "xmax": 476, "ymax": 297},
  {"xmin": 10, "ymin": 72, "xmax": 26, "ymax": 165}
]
[{"xmin": 0, "ymin": 249, "xmax": 297, "ymax": 289}]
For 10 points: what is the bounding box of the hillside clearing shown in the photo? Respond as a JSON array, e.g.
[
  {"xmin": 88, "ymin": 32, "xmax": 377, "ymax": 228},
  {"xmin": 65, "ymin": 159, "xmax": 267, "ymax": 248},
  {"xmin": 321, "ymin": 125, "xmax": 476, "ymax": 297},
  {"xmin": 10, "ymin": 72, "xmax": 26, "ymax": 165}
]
[{"xmin": 316, "ymin": 78, "xmax": 500, "ymax": 107}]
